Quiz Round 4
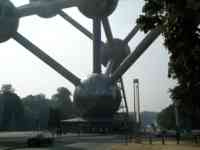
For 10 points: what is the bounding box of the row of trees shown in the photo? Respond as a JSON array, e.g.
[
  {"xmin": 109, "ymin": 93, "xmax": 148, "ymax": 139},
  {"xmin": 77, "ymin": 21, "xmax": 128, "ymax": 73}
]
[
  {"xmin": 0, "ymin": 84, "xmax": 76, "ymax": 131},
  {"xmin": 157, "ymin": 104, "xmax": 192, "ymax": 130},
  {"xmin": 138, "ymin": 0, "xmax": 200, "ymax": 129}
]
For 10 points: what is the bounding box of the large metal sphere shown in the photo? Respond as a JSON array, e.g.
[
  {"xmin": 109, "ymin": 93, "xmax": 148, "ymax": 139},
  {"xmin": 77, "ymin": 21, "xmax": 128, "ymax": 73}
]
[
  {"xmin": 0, "ymin": 1, "xmax": 19, "ymax": 43},
  {"xmin": 73, "ymin": 74, "xmax": 121, "ymax": 118},
  {"xmin": 101, "ymin": 39, "xmax": 130, "ymax": 70},
  {"xmin": 78, "ymin": 0, "xmax": 118, "ymax": 18},
  {"xmin": 30, "ymin": 0, "xmax": 58, "ymax": 18}
]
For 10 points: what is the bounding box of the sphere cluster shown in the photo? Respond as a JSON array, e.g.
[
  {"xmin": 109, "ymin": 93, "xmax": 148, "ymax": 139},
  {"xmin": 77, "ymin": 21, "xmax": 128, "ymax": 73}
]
[{"xmin": 0, "ymin": 0, "xmax": 128, "ymax": 118}]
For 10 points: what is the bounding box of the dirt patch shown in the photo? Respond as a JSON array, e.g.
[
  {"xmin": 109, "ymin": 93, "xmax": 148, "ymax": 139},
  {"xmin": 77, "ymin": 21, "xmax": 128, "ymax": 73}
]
[{"xmin": 112, "ymin": 143, "xmax": 200, "ymax": 150}]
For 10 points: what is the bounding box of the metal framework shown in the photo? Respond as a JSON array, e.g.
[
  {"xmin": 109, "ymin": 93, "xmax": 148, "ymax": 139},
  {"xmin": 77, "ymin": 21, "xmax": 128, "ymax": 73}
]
[{"xmin": 0, "ymin": 0, "xmax": 161, "ymax": 115}]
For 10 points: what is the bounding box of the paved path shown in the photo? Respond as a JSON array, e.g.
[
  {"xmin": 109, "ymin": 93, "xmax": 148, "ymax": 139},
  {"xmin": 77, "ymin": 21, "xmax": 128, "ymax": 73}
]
[
  {"xmin": 0, "ymin": 143, "xmax": 113, "ymax": 150},
  {"xmin": 0, "ymin": 133, "xmax": 125, "ymax": 150},
  {"xmin": 67, "ymin": 143, "xmax": 114, "ymax": 150}
]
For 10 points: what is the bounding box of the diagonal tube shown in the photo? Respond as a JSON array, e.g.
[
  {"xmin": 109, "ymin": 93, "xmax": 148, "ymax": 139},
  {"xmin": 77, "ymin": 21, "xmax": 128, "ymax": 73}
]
[
  {"xmin": 119, "ymin": 78, "xmax": 129, "ymax": 114},
  {"xmin": 13, "ymin": 32, "xmax": 81, "ymax": 86},
  {"xmin": 105, "ymin": 61, "xmax": 113, "ymax": 76},
  {"xmin": 111, "ymin": 27, "xmax": 161, "ymax": 83},
  {"xmin": 59, "ymin": 11, "xmax": 107, "ymax": 48},
  {"xmin": 59, "ymin": 11, "xmax": 94, "ymax": 40},
  {"xmin": 102, "ymin": 17, "xmax": 113, "ymax": 43},
  {"xmin": 93, "ymin": 17, "xmax": 102, "ymax": 74},
  {"xmin": 17, "ymin": 0, "xmax": 80, "ymax": 18},
  {"xmin": 124, "ymin": 25, "xmax": 140, "ymax": 44}
]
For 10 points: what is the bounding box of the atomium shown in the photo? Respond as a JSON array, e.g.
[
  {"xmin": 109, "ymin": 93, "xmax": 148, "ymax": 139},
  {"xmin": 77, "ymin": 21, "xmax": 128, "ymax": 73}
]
[{"xmin": 0, "ymin": 0, "xmax": 161, "ymax": 119}]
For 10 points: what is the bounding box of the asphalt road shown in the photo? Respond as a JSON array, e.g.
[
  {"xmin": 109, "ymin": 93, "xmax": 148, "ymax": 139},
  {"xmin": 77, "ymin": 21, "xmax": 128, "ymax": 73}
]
[{"xmin": 0, "ymin": 132, "xmax": 127, "ymax": 150}]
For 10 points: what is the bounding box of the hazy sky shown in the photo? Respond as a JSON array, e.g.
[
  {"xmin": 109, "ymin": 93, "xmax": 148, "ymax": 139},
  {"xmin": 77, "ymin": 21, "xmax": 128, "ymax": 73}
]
[{"xmin": 0, "ymin": 0, "xmax": 175, "ymax": 112}]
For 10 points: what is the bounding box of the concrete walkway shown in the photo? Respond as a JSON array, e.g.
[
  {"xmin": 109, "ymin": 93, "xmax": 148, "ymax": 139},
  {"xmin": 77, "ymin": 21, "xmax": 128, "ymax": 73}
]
[
  {"xmin": 0, "ymin": 133, "xmax": 125, "ymax": 150},
  {"xmin": 66, "ymin": 143, "xmax": 114, "ymax": 150}
]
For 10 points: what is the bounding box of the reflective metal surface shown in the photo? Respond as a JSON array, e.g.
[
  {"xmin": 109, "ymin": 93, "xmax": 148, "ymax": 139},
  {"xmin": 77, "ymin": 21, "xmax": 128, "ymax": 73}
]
[
  {"xmin": 78, "ymin": 0, "xmax": 119, "ymax": 18},
  {"xmin": 74, "ymin": 74, "xmax": 121, "ymax": 118},
  {"xmin": 0, "ymin": 1, "xmax": 19, "ymax": 42}
]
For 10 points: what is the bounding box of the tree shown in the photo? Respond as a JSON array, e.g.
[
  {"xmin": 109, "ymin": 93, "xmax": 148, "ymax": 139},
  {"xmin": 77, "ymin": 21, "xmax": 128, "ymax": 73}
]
[
  {"xmin": 48, "ymin": 107, "xmax": 61, "ymax": 130},
  {"xmin": 137, "ymin": 0, "xmax": 200, "ymax": 129},
  {"xmin": 157, "ymin": 104, "xmax": 192, "ymax": 130},
  {"xmin": 22, "ymin": 94, "xmax": 50, "ymax": 130},
  {"xmin": 51, "ymin": 87, "xmax": 75, "ymax": 120},
  {"xmin": 0, "ymin": 85, "xmax": 24, "ymax": 130},
  {"xmin": 157, "ymin": 104, "xmax": 176, "ymax": 130},
  {"xmin": 1, "ymin": 84, "xmax": 15, "ymax": 94}
]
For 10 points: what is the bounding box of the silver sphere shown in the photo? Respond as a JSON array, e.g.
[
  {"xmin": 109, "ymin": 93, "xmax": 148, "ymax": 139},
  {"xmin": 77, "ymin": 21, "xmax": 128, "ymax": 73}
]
[
  {"xmin": 78, "ymin": 0, "xmax": 119, "ymax": 18},
  {"xmin": 101, "ymin": 39, "xmax": 130, "ymax": 70},
  {"xmin": 74, "ymin": 74, "xmax": 121, "ymax": 119},
  {"xmin": 30, "ymin": 0, "xmax": 58, "ymax": 18},
  {"xmin": 0, "ymin": 1, "xmax": 19, "ymax": 43}
]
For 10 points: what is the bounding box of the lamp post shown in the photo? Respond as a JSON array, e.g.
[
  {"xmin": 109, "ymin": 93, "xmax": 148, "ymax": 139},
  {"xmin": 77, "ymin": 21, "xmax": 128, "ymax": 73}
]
[{"xmin": 133, "ymin": 79, "xmax": 141, "ymax": 125}]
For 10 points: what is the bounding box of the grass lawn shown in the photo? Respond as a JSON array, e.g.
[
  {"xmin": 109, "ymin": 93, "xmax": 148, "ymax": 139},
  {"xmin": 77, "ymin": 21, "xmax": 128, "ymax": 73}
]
[{"xmin": 112, "ymin": 142, "xmax": 200, "ymax": 150}]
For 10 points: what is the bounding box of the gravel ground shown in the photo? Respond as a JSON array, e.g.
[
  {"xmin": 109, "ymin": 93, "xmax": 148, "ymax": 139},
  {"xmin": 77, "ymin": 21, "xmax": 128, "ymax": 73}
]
[
  {"xmin": 66, "ymin": 143, "xmax": 114, "ymax": 150},
  {"xmin": 112, "ymin": 143, "xmax": 200, "ymax": 150}
]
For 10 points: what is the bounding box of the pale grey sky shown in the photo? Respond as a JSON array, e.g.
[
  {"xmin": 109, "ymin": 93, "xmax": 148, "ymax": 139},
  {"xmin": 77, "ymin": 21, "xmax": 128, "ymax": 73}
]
[{"xmin": 0, "ymin": 0, "xmax": 175, "ymax": 112}]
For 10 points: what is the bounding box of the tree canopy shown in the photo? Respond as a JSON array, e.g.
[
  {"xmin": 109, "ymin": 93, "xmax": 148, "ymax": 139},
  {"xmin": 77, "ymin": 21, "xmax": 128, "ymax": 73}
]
[
  {"xmin": 0, "ymin": 84, "xmax": 75, "ymax": 131},
  {"xmin": 22, "ymin": 94, "xmax": 50, "ymax": 130},
  {"xmin": 157, "ymin": 104, "xmax": 193, "ymax": 130},
  {"xmin": 1, "ymin": 84, "xmax": 15, "ymax": 94},
  {"xmin": 51, "ymin": 87, "xmax": 75, "ymax": 120},
  {"xmin": 137, "ymin": 0, "xmax": 200, "ymax": 129},
  {"xmin": 0, "ymin": 85, "xmax": 24, "ymax": 130}
]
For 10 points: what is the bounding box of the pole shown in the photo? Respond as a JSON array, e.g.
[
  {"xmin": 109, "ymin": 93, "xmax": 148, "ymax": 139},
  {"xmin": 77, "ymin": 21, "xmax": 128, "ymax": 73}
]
[
  {"xmin": 13, "ymin": 32, "xmax": 81, "ymax": 86},
  {"xmin": 93, "ymin": 17, "xmax": 101, "ymax": 73},
  {"xmin": 111, "ymin": 28, "xmax": 161, "ymax": 83},
  {"xmin": 120, "ymin": 78, "xmax": 129, "ymax": 114},
  {"xmin": 59, "ymin": 11, "xmax": 94, "ymax": 40},
  {"xmin": 18, "ymin": 0, "xmax": 80, "ymax": 17}
]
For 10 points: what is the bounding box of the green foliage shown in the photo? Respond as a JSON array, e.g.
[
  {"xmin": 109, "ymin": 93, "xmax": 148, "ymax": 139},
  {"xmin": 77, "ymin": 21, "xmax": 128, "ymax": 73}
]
[
  {"xmin": 0, "ymin": 85, "xmax": 76, "ymax": 131},
  {"xmin": 22, "ymin": 94, "xmax": 50, "ymax": 130},
  {"xmin": 157, "ymin": 104, "xmax": 193, "ymax": 130},
  {"xmin": 51, "ymin": 87, "xmax": 76, "ymax": 120},
  {"xmin": 0, "ymin": 89, "xmax": 24, "ymax": 130},
  {"xmin": 1, "ymin": 84, "xmax": 15, "ymax": 94},
  {"xmin": 48, "ymin": 107, "xmax": 61, "ymax": 129},
  {"xmin": 138, "ymin": 0, "xmax": 200, "ymax": 128},
  {"xmin": 157, "ymin": 104, "xmax": 176, "ymax": 130},
  {"xmin": 48, "ymin": 87, "xmax": 77, "ymax": 130}
]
